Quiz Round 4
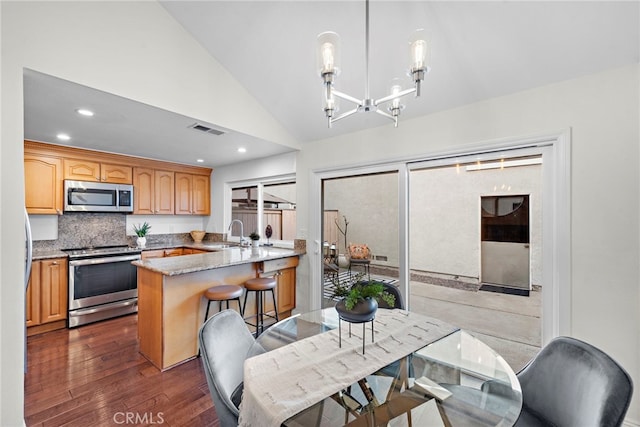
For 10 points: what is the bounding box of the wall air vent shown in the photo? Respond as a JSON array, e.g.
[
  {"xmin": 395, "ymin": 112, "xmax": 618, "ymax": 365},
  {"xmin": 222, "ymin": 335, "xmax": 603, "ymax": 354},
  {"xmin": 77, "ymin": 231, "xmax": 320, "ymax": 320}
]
[{"xmin": 188, "ymin": 122, "xmax": 226, "ymax": 136}]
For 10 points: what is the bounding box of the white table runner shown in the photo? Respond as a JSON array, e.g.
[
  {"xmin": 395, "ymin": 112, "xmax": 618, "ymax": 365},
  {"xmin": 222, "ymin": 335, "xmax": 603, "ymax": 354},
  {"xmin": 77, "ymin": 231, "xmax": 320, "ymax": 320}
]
[{"xmin": 238, "ymin": 309, "xmax": 458, "ymax": 427}]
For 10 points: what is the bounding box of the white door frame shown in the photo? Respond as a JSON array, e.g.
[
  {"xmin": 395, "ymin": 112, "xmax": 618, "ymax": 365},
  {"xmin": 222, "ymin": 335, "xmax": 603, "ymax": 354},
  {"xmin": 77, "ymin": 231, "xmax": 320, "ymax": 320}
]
[{"xmin": 309, "ymin": 129, "xmax": 571, "ymax": 344}]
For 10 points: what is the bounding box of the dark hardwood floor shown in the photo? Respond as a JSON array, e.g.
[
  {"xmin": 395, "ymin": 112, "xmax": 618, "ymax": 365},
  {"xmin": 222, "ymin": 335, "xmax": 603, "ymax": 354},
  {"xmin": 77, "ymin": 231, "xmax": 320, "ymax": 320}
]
[{"xmin": 25, "ymin": 314, "xmax": 219, "ymax": 426}]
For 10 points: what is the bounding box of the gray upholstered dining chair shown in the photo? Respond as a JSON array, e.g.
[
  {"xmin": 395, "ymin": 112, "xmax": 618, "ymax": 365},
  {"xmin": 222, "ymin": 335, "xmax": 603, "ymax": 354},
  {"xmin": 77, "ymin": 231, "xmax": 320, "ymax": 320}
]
[
  {"xmin": 507, "ymin": 336, "xmax": 633, "ymax": 426},
  {"xmin": 198, "ymin": 309, "xmax": 256, "ymax": 427}
]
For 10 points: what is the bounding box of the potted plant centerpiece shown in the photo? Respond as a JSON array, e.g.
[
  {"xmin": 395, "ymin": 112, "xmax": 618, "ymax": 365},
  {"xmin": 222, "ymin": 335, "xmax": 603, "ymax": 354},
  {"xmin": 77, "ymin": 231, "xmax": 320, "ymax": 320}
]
[
  {"xmin": 249, "ymin": 231, "xmax": 260, "ymax": 247},
  {"xmin": 331, "ymin": 273, "xmax": 395, "ymax": 323},
  {"xmin": 133, "ymin": 222, "xmax": 151, "ymax": 248}
]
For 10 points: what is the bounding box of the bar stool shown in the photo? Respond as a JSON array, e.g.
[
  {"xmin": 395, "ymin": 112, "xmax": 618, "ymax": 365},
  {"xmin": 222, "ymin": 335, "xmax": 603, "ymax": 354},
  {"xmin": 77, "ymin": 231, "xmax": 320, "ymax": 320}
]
[
  {"xmin": 242, "ymin": 277, "xmax": 279, "ymax": 336},
  {"xmin": 203, "ymin": 284, "xmax": 244, "ymax": 323},
  {"xmin": 199, "ymin": 284, "xmax": 244, "ymax": 357}
]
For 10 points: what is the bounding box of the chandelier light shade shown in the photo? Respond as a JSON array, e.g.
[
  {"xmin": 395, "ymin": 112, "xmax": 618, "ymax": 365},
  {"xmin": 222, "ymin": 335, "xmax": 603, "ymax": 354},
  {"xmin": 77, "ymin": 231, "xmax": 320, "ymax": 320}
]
[
  {"xmin": 318, "ymin": 0, "xmax": 430, "ymax": 128},
  {"xmin": 409, "ymin": 29, "xmax": 431, "ymax": 97},
  {"xmin": 317, "ymin": 31, "xmax": 341, "ymax": 77},
  {"xmin": 388, "ymin": 78, "xmax": 404, "ymax": 118}
]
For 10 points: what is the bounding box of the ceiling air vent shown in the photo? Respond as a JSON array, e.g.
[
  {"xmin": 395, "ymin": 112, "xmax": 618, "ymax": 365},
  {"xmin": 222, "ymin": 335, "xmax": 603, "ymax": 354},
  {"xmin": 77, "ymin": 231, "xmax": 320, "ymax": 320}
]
[{"xmin": 188, "ymin": 122, "xmax": 226, "ymax": 136}]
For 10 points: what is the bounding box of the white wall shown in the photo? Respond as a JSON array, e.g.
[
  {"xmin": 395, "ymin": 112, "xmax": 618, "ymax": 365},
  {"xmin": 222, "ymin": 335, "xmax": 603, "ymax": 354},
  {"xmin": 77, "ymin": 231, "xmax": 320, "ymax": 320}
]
[
  {"xmin": 0, "ymin": 2, "xmax": 296, "ymax": 424},
  {"xmin": 297, "ymin": 65, "xmax": 639, "ymax": 424}
]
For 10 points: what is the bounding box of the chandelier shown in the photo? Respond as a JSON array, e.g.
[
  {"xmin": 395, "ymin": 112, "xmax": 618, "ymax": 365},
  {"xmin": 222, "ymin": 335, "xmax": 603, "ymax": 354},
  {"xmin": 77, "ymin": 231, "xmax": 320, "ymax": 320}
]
[{"xmin": 317, "ymin": 0, "xmax": 430, "ymax": 128}]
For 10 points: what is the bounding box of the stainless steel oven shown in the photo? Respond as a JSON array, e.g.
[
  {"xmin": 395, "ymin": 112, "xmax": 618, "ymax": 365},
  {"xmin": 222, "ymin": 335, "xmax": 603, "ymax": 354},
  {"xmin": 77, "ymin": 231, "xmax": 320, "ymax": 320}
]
[{"xmin": 66, "ymin": 246, "xmax": 141, "ymax": 327}]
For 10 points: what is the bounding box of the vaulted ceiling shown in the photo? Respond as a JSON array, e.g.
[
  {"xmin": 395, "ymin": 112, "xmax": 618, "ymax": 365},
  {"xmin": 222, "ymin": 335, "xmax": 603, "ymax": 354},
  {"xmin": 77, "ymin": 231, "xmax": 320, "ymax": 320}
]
[{"xmin": 23, "ymin": 1, "xmax": 639, "ymax": 168}]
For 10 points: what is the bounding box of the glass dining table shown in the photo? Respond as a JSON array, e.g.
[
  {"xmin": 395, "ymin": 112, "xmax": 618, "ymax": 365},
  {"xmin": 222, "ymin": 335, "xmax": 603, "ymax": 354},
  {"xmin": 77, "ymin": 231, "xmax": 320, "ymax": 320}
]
[{"xmin": 250, "ymin": 307, "xmax": 523, "ymax": 427}]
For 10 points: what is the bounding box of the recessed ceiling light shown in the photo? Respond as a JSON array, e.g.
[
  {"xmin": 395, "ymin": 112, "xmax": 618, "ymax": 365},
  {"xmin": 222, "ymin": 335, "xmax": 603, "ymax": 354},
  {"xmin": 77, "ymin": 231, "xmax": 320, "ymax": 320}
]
[
  {"xmin": 238, "ymin": 147, "xmax": 247, "ymax": 153},
  {"xmin": 56, "ymin": 133, "xmax": 71, "ymax": 141},
  {"xmin": 76, "ymin": 108, "xmax": 94, "ymax": 117},
  {"xmin": 196, "ymin": 159, "xmax": 204, "ymax": 163}
]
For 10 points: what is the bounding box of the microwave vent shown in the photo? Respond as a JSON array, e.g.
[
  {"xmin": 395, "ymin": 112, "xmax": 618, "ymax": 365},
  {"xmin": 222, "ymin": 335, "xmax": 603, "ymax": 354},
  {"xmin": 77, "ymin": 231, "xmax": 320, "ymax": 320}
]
[{"xmin": 189, "ymin": 122, "xmax": 226, "ymax": 136}]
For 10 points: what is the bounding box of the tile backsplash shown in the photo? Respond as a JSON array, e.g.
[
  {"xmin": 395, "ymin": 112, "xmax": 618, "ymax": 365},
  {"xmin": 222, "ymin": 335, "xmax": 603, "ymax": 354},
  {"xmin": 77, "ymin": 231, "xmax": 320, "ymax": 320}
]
[
  {"xmin": 36, "ymin": 213, "xmax": 129, "ymax": 250},
  {"xmin": 32, "ymin": 213, "xmax": 224, "ymax": 251}
]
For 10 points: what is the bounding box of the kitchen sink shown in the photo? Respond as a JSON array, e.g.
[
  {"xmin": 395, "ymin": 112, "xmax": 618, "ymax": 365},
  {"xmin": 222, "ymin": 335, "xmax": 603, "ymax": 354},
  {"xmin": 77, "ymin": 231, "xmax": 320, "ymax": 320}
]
[{"xmin": 202, "ymin": 243, "xmax": 238, "ymax": 249}]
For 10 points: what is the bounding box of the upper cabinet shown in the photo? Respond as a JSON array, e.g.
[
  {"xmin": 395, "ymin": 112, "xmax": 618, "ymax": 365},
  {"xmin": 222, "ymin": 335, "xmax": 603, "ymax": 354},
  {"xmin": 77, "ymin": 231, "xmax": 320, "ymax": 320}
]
[
  {"xmin": 175, "ymin": 173, "xmax": 210, "ymax": 215},
  {"xmin": 192, "ymin": 175, "xmax": 211, "ymax": 215},
  {"xmin": 64, "ymin": 159, "xmax": 132, "ymax": 184},
  {"xmin": 25, "ymin": 154, "xmax": 63, "ymax": 215},
  {"xmin": 24, "ymin": 141, "xmax": 212, "ymax": 215},
  {"xmin": 134, "ymin": 168, "xmax": 175, "ymax": 215}
]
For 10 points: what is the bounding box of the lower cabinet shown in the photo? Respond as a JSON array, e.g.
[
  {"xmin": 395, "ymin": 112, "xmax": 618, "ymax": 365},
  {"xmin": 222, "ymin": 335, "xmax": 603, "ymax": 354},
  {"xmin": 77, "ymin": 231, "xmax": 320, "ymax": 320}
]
[
  {"xmin": 26, "ymin": 258, "xmax": 68, "ymax": 336},
  {"xmin": 141, "ymin": 248, "xmax": 210, "ymax": 259},
  {"xmin": 163, "ymin": 248, "xmax": 185, "ymax": 257},
  {"xmin": 276, "ymin": 267, "xmax": 296, "ymax": 313},
  {"xmin": 260, "ymin": 257, "xmax": 298, "ymax": 317}
]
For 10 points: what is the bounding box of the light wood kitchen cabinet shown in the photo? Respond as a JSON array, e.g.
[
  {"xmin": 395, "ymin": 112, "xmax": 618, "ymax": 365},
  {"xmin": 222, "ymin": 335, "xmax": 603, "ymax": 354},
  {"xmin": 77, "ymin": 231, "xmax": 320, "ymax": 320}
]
[
  {"xmin": 163, "ymin": 248, "xmax": 184, "ymax": 257},
  {"xmin": 24, "ymin": 155, "xmax": 63, "ymax": 215},
  {"xmin": 64, "ymin": 159, "xmax": 132, "ymax": 184},
  {"xmin": 260, "ymin": 256, "xmax": 298, "ymax": 317},
  {"xmin": 175, "ymin": 173, "xmax": 210, "ymax": 215},
  {"xmin": 25, "ymin": 141, "xmax": 211, "ymax": 215},
  {"xmin": 133, "ymin": 168, "xmax": 175, "ymax": 215},
  {"xmin": 186, "ymin": 249, "xmax": 208, "ymax": 254},
  {"xmin": 141, "ymin": 247, "xmax": 209, "ymax": 259},
  {"xmin": 141, "ymin": 249, "xmax": 165, "ymax": 260},
  {"xmin": 101, "ymin": 163, "xmax": 133, "ymax": 183},
  {"xmin": 26, "ymin": 258, "xmax": 68, "ymax": 336},
  {"xmin": 180, "ymin": 248, "xmax": 208, "ymax": 255},
  {"xmin": 276, "ymin": 267, "xmax": 297, "ymax": 313},
  {"xmin": 192, "ymin": 174, "xmax": 211, "ymax": 215},
  {"xmin": 25, "ymin": 261, "xmax": 41, "ymax": 327},
  {"xmin": 175, "ymin": 173, "xmax": 192, "ymax": 215},
  {"xmin": 155, "ymin": 170, "xmax": 175, "ymax": 214},
  {"xmin": 64, "ymin": 158, "xmax": 100, "ymax": 182}
]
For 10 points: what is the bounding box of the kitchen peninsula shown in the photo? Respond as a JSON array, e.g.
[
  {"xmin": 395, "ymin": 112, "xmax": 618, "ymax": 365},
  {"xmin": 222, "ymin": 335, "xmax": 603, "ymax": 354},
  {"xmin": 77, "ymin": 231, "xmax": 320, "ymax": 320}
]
[{"xmin": 133, "ymin": 244, "xmax": 302, "ymax": 370}]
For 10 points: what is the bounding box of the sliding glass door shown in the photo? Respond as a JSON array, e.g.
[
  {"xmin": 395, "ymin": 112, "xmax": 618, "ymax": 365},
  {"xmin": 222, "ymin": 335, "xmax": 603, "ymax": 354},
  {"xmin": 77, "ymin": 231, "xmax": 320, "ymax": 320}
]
[
  {"xmin": 408, "ymin": 155, "xmax": 542, "ymax": 299},
  {"xmin": 321, "ymin": 172, "xmax": 399, "ymax": 308}
]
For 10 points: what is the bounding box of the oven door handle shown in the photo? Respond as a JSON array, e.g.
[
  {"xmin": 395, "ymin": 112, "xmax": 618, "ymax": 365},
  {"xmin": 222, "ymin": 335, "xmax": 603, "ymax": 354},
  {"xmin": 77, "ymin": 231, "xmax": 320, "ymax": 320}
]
[
  {"xmin": 68, "ymin": 299, "xmax": 137, "ymax": 317},
  {"xmin": 69, "ymin": 254, "xmax": 141, "ymax": 266}
]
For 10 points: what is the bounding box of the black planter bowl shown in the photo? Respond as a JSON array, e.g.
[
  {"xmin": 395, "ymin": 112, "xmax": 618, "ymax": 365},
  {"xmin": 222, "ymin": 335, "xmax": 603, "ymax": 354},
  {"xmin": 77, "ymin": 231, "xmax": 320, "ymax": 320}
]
[{"xmin": 335, "ymin": 297, "xmax": 378, "ymax": 323}]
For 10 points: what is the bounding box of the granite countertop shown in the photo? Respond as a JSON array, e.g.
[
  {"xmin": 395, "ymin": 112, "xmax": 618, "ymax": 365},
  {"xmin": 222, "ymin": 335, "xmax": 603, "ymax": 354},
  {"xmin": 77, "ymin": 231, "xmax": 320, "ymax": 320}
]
[
  {"xmin": 133, "ymin": 245, "xmax": 304, "ymax": 276},
  {"xmin": 32, "ymin": 248, "xmax": 69, "ymax": 261},
  {"xmin": 138, "ymin": 241, "xmax": 241, "ymax": 252}
]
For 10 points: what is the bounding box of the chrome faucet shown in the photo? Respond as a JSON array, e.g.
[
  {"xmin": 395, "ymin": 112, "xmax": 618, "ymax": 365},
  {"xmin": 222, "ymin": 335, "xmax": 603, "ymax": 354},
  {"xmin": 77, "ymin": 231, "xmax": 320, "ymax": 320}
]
[{"xmin": 228, "ymin": 219, "xmax": 248, "ymax": 246}]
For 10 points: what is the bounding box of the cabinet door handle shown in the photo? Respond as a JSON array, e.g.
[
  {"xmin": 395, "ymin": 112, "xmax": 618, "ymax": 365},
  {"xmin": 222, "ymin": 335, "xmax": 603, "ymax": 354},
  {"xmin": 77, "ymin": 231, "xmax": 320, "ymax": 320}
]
[{"xmin": 51, "ymin": 261, "xmax": 58, "ymax": 265}]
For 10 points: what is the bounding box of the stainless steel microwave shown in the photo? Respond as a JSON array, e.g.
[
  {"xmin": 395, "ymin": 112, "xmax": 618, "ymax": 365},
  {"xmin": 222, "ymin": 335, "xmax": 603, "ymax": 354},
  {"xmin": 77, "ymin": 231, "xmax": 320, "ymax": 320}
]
[{"xmin": 64, "ymin": 180, "xmax": 134, "ymax": 213}]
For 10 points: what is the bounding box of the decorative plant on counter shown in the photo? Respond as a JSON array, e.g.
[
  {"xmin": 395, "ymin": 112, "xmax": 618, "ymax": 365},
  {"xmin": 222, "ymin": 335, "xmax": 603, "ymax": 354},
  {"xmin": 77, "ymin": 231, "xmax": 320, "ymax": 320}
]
[
  {"xmin": 249, "ymin": 231, "xmax": 260, "ymax": 247},
  {"xmin": 331, "ymin": 273, "xmax": 395, "ymax": 310},
  {"xmin": 133, "ymin": 222, "xmax": 151, "ymax": 237}
]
